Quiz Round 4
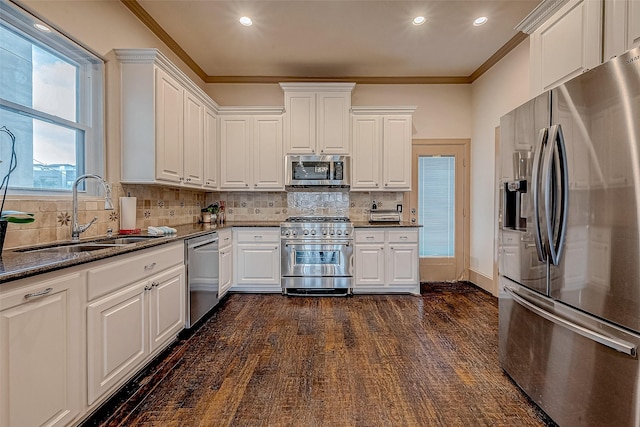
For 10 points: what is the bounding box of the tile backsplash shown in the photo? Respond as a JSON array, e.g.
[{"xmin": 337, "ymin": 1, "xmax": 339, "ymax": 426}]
[{"xmin": 2, "ymin": 184, "xmax": 405, "ymax": 250}]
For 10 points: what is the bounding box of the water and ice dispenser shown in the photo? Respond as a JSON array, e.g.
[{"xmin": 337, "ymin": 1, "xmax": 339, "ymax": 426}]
[{"xmin": 503, "ymin": 151, "xmax": 532, "ymax": 231}]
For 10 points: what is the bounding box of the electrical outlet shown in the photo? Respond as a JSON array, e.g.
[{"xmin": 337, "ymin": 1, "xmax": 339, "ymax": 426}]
[{"xmin": 396, "ymin": 204, "xmax": 403, "ymax": 213}]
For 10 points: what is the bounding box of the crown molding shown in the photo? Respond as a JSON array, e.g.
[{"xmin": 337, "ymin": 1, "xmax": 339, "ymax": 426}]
[{"xmin": 515, "ymin": 0, "xmax": 570, "ymax": 34}]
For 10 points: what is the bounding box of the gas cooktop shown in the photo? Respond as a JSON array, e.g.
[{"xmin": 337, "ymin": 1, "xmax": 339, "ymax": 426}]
[{"xmin": 284, "ymin": 216, "xmax": 351, "ymax": 223}]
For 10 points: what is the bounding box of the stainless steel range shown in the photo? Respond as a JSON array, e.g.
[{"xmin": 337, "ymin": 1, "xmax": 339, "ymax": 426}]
[{"xmin": 280, "ymin": 216, "xmax": 354, "ymax": 295}]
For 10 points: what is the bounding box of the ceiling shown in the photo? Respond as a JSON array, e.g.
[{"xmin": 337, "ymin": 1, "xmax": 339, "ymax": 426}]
[{"xmin": 127, "ymin": 0, "xmax": 542, "ymax": 84}]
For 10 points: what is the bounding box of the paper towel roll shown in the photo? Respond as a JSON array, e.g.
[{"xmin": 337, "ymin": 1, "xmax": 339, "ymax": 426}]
[{"xmin": 119, "ymin": 197, "xmax": 137, "ymax": 231}]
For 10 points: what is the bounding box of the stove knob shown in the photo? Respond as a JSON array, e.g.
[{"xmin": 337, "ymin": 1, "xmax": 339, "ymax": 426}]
[
  {"xmin": 292, "ymin": 230, "xmax": 297, "ymax": 236},
  {"xmin": 322, "ymin": 229, "xmax": 327, "ymax": 236},
  {"xmin": 344, "ymin": 230, "xmax": 349, "ymax": 236},
  {"xmin": 311, "ymin": 229, "xmax": 316, "ymax": 235},
  {"xmin": 285, "ymin": 231, "xmax": 290, "ymax": 237},
  {"xmin": 330, "ymin": 230, "xmax": 335, "ymax": 235},
  {"xmin": 337, "ymin": 230, "xmax": 343, "ymax": 235},
  {"xmin": 304, "ymin": 229, "xmax": 309, "ymax": 235}
]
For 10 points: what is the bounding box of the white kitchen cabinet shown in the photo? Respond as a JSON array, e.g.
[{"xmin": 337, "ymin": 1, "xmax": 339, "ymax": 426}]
[
  {"xmin": 0, "ymin": 271, "xmax": 83, "ymax": 427},
  {"xmin": 219, "ymin": 111, "xmax": 284, "ymax": 191},
  {"xmin": 281, "ymin": 83, "xmax": 355, "ymax": 155},
  {"xmin": 183, "ymin": 89, "xmax": 205, "ymax": 187},
  {"xmin": 529, "ymin": 0, "xmax": 602, "ymax": 96},
  {"xmin": 116, "ymin": 48, "xmax": 220, "ymax": 189},
  {"xmin": 86, "ymin": 242, "xmax": 184, "ymax": 405},
  {"xmin": 232, "ymin": 228, "xmax": 280, "ymax": 292},
  {"xmin": 203, "ymin": 106, "xmax": 218, "ymax": 189},
  {"xmin": 218, "ymin": 228, "xmax": 233, "ymax": 298},
  {"xmin": 604, "ymin": 0, "xmax": 640, "ymax": 60},
  {"xmin": 351, "ymin": 108, "xmax": 415, "ymax": 191},
  {"xmin": 354, "ymin": 228, "xmax": 419, "ymax": 294}
]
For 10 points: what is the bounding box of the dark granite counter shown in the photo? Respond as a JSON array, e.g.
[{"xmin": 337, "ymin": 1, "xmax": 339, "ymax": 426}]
[
  {"xmin": 353, "ymin": 221, "xmax": 422, "ymax": 228},
  {"xmin": 0, "ymin": 221, "xmax": 281, "ymax": 284}
]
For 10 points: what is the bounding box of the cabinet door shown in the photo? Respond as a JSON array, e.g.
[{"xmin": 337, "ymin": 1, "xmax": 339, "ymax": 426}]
[
  {"xmin": 317, "ymin": 92, "xmax": 351, "ymax": 154},
  {"xmin": 284, "ymin": 92, "xmax": 316, "ymax": 154},
  {"xmin": 604, "ymin": 0, "xmax": 640, "ymax": 60},
  {"xmin": 387, "ymin": 244, "xmax": 419, "ymax": 286},
  {"xmin": 0, "ymin": 273, "xmax": 82, "ymax": 427},
  {"xmin": 155, "ymin": 67, "xmax": 184, "ymax": 183},
  {"xmin": 383, "ymin": 115, "xmax": 412, "ymax": 190},
  {"xmin": 253, "ymin": 116, "xmax": 284, "ymax": 190},
  {"xmin": 219, "ymin": 246, "xmax": 233, "ymax": 298},
  {"xmin": 87, "ymin": 282, "xmax": 146, "ymax": 405},
  {"xmin": 530, "ymin": 0, "xmax": 602, "ymax": 94},
  {"xmin": 148, "ymin": 265, "xmax": 185, "ymax": 353},
  {"xmin": 351, "ymin": 116, "xmax": 382, "ymax": 190},
  {"xmin": 203, "ymin": 106, "xmax": 218, "ymax": 189},
  {"xmin": 354, "ymin": 245, "xmax": 385, "ymax": 286},
  {"xmin": 183, "ymin": 90, "xmax": 204, "ymax": 187},
  {"xmin": 630, "ymin": 0, "xmax": 640, "ymax": 50},
  {"xmin": 220, "ymin": 116, "xmax": 252, "ymax": 189},
  {"xmin": 235, "ymin": 244, "xmax": 280, "ymax": 286}
]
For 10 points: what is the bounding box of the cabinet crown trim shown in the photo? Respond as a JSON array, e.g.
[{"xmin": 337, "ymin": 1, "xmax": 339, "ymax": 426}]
[
  {"xmin": 279, "ymin": 82, "xmax": 356, "ymax": 92},
  {"xmin": 515, "ymin": 0, "xmax": 570, "ymax": 34},
  {"xmin": 351, "ymin": 106, "xmax": 417, "ymax": 115},
  {"xmin": 218, "ymin": 106, "xmax": 285, "ymax": 115},
  {"xmin": 115, "ymin": 48, "xmax": 220, "ymax": 112}
]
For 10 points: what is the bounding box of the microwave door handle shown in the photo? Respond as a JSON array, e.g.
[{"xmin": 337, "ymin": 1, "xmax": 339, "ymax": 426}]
[
  {"xmin": 532, "ymin": 127, "xmax": 548, "ymax": 263},
  {"xmin": 548, "ymin": 124, "xmax": 569, "ymax": 266}
]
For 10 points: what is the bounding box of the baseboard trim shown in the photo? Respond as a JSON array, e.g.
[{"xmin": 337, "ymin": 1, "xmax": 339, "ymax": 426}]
[{"xmin": 469, "ymin": 270, "xmax": 497, "ymax": 296}]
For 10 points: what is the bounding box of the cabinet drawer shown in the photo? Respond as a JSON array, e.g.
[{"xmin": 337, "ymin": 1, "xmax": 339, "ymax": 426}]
[
  {"xmin": 355, "ymin": 230, "xmax": 385, "ymax": 243},
  {"xmin": 387, "ymin": 229, "xmax": 418, "ymax": 244},
  {"xmin": 87, "ymin": 242, "xmax": 184, "ymax": 301},
  {"xmin": 234, "ymin": 228, "xmax": 279, "ymax": 243},
  {"xmin": 218, "ymin": 228, "xmax": 232, "ymax": 248}
]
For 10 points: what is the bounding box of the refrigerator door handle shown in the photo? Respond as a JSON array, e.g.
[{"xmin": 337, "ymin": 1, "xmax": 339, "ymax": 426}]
[
  {"xmin": 532, "ymin": 127, "xmax": 548, "ymax": 262},
  {"xmin": 547, "ymin": 124, "xmax": 569, "ymax": 266},
  {"xmin": 504, "ymin": 285, "xmax": 637, "ymax": 356}
]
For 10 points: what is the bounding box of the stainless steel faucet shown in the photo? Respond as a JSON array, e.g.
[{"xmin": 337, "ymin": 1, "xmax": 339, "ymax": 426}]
[{"xmin": 71, "ymin": 174, "xmax": 114, "ymax": 242}]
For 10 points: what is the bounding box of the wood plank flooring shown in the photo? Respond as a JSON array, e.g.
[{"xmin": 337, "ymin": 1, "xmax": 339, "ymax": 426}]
[{"xmin": 82, "ymin": 283, "xmax": 555, "ymax": 427}]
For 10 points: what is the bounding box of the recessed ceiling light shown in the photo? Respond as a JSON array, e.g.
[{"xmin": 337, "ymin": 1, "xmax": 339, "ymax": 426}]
[
  {"xmin": 239, "ymin": 16, "xmax": 253, "ymax": 26},
  {"xmin": 412, "ymin": 16, "xmax": 426, "ymax": 26},
  {"xmin": 33, "ymin": 23, "xmax": 51, "ymax": 32},
  {"xmin": 473, "ymin": 16, "xmax": 488, "ymax": 26}
]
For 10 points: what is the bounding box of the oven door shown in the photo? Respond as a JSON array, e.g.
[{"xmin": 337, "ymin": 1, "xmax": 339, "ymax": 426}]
[{"xmin": 281, "ymin": 241, "xmax": 353, "ymax": 279}]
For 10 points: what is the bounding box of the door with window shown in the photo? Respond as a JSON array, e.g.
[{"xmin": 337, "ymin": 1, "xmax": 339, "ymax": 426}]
[{"xmin": 409, "ymin": 140, "xmax": 469, "ymax": 282}]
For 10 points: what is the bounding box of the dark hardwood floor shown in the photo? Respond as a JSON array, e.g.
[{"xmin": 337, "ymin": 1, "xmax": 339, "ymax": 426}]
[{"xmin": 82, "ymin": 283, "xmax": 554, "ymax": 427}]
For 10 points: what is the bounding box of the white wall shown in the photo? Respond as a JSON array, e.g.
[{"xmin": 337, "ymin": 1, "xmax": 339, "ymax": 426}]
[{"xmin": 469, "ymin": 38, "xmax": 531, "ymax": 294}]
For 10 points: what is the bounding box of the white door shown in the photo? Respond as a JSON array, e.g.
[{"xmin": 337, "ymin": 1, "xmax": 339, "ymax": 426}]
[
  {"xmin": 253, "ymin": 116, "xmax": 284, "ymax": 190},
  {"xmin": 182, "ymin": 90, "xmax": 204, "ymax": 186},
  {"xmin": 203, "ymin": 106, "xmax": 218, "ymax": 188},
  {"xmin": 155, "ymin": 67, "xmax": 184, "ymax": 183},
  {"xmin": 354, "ymin": 245, "xmax": 385, "ymax": 286},
  {"xmin": 220, "ymin": 116, "xmax": 252, "ymax": 189}
]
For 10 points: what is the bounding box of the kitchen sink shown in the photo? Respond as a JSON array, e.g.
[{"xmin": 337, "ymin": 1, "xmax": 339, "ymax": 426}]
[{"xmin": 17, "ymin": 235, "xmax": 163, "ymax": 254}]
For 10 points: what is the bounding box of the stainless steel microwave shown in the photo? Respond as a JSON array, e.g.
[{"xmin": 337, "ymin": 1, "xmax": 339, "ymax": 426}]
[{"xmin": 285, "ymin": 155, "xmax": 350, "ymax": 187}]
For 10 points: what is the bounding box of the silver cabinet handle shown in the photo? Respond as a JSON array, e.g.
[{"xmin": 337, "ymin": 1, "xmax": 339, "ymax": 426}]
[
  {"xmin": 24, "ymin": 287, "xmax": 53, "ymax": 300},
  {"xmin": 144, "ymin": 262, "xmax": 157, "ymax": 271},
  {"xmin": 400, "ymin": 236, "xmax": 408, "ymax": 240},
  {"xmin": 505, "ymin": 286, "xmax": 637, "ymax": 356}
]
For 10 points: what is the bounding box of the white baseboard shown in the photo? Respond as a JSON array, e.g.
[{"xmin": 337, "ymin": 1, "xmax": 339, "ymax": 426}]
[{"xmin": 469, "ymin": 270, "xmax": 497, "ymax": 296}]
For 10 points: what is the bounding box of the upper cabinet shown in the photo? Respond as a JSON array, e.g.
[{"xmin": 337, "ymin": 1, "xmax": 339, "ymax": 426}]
[
  {"xmin": 218, "ymin": 108, "xmax": 285, "ymax": 191},
  {"xmin": 351, "ymin": 107, "xmax": 416, "ymax": 191},
  {"xmin": 116, "ymin": 49, "xmax": 220, "ymax": 190},
  {"xmin": 528, "ymin": 0, "xmax": 603, "ymax": 96},
  {"xmin": 280, "ymin": 83, "xmax": 355, "ymax": 155},
  {"xmin": 604, "ymin": 0, "xmax": 640, "ymax": 61}
]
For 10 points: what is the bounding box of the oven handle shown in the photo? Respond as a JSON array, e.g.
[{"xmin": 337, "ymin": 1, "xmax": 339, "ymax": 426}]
[{"xmin": 283, "ymin": 241, "xmax": 352, "ymax": 247}]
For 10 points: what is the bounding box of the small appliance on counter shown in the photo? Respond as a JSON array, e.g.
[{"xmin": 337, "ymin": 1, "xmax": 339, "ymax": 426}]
[{"xmin": 369, "ymin": 209, "xmax": 401, "ymax": 223}]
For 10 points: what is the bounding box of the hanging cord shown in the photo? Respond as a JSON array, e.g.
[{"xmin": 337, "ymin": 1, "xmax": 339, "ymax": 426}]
[{"xmin": 0, "ymin": 126, "xmax": 18, "ymax": 216}]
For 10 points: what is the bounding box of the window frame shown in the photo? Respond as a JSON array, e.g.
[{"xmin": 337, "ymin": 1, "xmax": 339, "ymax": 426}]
[{"xmin": 0, "ymin": 0, "xmax": 105, "ymax": 195}]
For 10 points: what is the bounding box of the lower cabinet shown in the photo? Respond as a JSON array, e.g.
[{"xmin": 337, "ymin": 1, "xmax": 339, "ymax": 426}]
[
  {"xmin": 232, "ymin": 228, "xmax": 280, "ymax": 292},
  {"xmin": 0, "ymin": 271, "xmax": 83, "ymax": 427},
  {"xmin": 87, "ymin": 263, "xmax": 184, "ymax": 405},
  {"xmin": 354, "ymin": 228, "xmax": 419, "ymax": 294},
  {"xmin": 218, "ymin": 228, "xmax": 233, "ymax": 298}
]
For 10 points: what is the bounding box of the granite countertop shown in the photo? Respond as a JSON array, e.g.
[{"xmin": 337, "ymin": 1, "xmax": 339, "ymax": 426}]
[
  {"xmin": 0, "ymin": 221, "xmax": 281, "ymax": 285},
  {"xmin": 352, "ymin": 221, "xmax": 422, "ymax": 228}
]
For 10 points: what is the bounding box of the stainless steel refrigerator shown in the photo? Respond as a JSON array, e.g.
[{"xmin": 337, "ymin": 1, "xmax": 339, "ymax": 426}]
[{"xmin": 499, "ymin": 46, "xmax": 640, "ymax": 427}]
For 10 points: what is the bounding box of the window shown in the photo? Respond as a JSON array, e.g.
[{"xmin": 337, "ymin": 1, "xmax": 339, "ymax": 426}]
[
  {"xmin": 418, "ymin": 155, "xmax": 455, "ymax": 257},
  {"xmin": 0, "ymin": 1, "xmax": 104, "ymax": 192}
]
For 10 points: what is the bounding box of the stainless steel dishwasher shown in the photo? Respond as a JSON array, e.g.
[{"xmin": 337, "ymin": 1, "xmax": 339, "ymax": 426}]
[{"xmin": 185, "ymin": 232, "xmax": 219, "ymax": 328}]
